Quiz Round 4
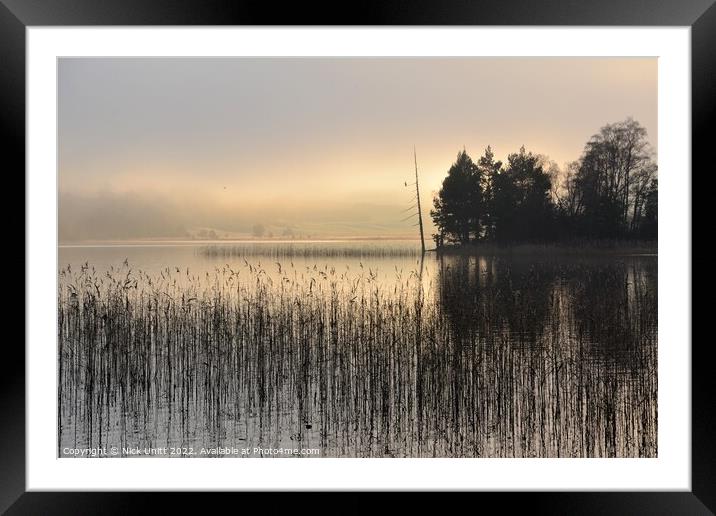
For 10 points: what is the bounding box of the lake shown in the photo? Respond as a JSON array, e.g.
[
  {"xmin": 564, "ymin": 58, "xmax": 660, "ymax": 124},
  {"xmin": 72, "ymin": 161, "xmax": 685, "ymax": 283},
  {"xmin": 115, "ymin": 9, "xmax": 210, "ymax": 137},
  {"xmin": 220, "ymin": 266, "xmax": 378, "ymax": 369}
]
[{"xmin": 58, "ymin": 241, "xmax": 657, "ymax": 458}]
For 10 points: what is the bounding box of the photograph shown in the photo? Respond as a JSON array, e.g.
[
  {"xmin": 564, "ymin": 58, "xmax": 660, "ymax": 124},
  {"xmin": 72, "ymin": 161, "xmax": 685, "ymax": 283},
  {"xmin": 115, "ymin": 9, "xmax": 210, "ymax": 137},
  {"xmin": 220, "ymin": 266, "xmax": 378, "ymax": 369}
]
[{"xmin": 57, "ymin": 56, "xmax": 658, "ymax": 459}]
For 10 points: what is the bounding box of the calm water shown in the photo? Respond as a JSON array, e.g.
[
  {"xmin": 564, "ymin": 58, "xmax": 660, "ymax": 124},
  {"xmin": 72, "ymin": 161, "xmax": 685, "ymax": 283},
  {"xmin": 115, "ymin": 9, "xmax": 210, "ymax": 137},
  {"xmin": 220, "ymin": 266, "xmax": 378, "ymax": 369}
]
[{"xmin": 58, "ymin": 241, "xmax": 657, "ymax": 458}]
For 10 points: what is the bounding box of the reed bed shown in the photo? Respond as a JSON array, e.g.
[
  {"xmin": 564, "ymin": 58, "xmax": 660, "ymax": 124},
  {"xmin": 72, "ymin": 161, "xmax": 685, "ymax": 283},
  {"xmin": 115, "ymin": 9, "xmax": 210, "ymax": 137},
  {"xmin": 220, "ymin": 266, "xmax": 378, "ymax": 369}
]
[
  {"xmin": 198, "ymin": 242, "xmax": 422, "ymax": 259},
  {"xmin": 58, "ymin": 256, "xmax": 657, "ymax": 458}
]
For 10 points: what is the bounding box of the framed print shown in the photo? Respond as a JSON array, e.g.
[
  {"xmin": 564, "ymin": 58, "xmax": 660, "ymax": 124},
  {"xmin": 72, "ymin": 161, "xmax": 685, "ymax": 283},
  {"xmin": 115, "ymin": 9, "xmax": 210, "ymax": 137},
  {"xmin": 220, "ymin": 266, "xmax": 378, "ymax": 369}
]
[{"xmin": 5, "ymin": 0, "xmax": 711, "ymax": 512}]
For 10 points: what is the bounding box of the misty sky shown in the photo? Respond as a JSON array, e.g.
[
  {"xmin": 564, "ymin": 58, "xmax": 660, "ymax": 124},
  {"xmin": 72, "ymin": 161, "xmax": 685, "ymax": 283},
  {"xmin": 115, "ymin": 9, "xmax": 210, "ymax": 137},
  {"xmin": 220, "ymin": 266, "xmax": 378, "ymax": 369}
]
[{"xmin": 58, "ymin": 57, "xmax": 657, "ymax": 242}]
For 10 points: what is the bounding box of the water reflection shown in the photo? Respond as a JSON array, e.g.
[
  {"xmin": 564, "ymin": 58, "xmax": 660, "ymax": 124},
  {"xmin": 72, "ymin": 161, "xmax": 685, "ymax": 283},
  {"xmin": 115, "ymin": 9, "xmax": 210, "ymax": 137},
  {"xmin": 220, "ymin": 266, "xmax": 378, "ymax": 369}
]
[{"xmin": 58, "ymin": 244, "xmax": 657, "ymax": 458}]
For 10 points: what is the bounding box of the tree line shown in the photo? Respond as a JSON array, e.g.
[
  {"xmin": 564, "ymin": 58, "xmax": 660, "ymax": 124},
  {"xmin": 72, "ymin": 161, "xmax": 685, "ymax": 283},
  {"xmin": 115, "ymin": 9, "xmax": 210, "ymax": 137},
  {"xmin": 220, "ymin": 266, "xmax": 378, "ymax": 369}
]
[{"xmin": 430, "ymin": 118, "xmax": 658, "ymax": 247}]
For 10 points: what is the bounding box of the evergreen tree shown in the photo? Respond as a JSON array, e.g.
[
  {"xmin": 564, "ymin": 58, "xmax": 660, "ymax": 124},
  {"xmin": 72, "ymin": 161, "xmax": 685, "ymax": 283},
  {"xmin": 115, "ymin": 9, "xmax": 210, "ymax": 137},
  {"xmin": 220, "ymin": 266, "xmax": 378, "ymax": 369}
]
[
  {"xmin": 491, "ymin": 146, "xmax": 553, "ymax": 241},
  {"xmin": 477, "ymin": 146, "xmax": 502, "ymax": 240},
  {"xmin": 430, "ymin": 150, "xmax": 482, "ymax": 244}
]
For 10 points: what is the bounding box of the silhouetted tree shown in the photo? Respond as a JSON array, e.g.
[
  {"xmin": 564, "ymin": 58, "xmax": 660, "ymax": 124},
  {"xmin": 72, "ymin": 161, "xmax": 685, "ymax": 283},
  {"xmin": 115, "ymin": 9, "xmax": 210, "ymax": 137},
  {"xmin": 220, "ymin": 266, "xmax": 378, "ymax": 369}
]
[
  {"xmin": 431, "ymin": 150, "xmax": 484, "ymax": 244},
  {"xmin": 430, "ymin": 118, "xmax": 656, "ymax": 246},
  {"xmin": 490, "ymin": 146, "xmax": 553, "ymax": 242},
  {"xmin": 477, "ymin": 146, "xmax": 502, "ymax": 240},
  {"xmin": 638, "ymin": 178, "xmax": 658, "ymax": 238},
  {"xmin": 567, "ymin": 118, "xmax": 656, "ymax": 238}
]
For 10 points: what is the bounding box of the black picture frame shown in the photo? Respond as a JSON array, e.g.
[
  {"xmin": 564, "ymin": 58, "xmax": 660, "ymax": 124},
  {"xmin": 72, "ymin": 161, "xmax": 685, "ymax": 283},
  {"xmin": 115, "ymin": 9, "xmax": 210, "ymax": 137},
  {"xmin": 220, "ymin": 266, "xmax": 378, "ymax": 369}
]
[{"xmin": 4, "ymin": 0, "xmax": 710, "ymax": 512}]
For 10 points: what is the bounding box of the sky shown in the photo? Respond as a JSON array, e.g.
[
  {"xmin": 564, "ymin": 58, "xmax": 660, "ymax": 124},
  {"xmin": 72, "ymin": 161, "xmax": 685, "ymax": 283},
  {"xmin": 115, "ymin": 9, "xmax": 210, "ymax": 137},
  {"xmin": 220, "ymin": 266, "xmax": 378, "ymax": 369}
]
[{"xmin": 58, "ymin": 57, "xmax": 657, "ymax": 242}]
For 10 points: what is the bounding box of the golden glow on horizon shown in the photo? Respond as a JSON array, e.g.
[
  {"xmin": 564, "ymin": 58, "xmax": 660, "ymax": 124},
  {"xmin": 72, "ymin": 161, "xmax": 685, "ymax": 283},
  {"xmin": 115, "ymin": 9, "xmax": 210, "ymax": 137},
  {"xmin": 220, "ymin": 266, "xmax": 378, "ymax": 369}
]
[{"xmin": 59, "ymin": 57, "xmax": 657, "ymax": 241}]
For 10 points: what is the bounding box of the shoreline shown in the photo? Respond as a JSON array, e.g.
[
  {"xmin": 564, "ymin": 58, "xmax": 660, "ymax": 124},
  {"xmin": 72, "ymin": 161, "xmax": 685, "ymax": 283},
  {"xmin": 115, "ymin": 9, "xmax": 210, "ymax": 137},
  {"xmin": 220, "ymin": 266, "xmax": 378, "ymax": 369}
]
[{"xmin": 432, "ymin": 240, "xmax": 658, "ymax": 256}]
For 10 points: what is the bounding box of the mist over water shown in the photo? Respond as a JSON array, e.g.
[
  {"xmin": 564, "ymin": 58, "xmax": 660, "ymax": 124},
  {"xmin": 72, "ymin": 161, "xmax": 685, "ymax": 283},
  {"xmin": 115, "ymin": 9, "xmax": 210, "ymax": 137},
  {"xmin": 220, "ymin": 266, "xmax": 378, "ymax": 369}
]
[
  {"xmin": 57, "ymin": 57, "xmax": 659, "ymax": 459},
  {"xmin": 58, "ymin": 57, "xmax": 657, "ymax": 243}
]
